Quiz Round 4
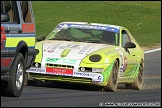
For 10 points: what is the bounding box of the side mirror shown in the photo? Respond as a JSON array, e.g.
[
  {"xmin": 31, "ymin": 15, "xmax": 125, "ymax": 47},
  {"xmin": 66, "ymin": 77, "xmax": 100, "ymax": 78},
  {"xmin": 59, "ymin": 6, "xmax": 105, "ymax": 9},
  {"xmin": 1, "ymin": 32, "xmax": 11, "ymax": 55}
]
[
  {"xmin": 125, "ymin": 42, "xmax": 136, "ymax": 50},
  {"xmin": 37, "ymin": 36, "xmax": 46, "ymax": 42},
  {"xmin": 1, "ymin": 13, "xmax": 10, "ymax": 22},
  {"xmin": 35, "ymin": 49, "xmax": 39, "ymax": 55}
]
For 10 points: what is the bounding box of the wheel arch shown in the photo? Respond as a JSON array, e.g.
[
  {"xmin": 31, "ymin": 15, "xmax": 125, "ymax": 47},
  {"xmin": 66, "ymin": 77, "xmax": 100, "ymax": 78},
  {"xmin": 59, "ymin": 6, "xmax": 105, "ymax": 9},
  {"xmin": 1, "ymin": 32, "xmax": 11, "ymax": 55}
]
[
  {"xmin": 15, "ymin": 40, "xmax": 28, "ymax": 65},
  {"xmin": 116, "ymin": 58, "xmax": 120, "ymax": 68},
  {"xmin": 140, "ymin": 59, "xmax": 144, "ymax": 65}
]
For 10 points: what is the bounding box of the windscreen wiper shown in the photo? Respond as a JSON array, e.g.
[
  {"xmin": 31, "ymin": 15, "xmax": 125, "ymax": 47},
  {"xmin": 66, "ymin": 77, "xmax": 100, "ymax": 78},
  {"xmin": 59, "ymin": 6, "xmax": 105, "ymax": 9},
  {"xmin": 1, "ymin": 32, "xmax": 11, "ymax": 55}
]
[{"xmin": 48, "ymin": 38, "xmax": 72, "ymax": 41}]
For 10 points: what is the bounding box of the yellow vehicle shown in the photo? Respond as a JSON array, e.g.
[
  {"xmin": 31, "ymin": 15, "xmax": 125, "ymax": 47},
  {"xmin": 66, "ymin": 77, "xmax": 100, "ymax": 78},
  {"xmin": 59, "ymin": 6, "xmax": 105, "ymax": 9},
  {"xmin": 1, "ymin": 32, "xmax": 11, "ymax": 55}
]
[{"xmin": 1, "ymin": 1, "xmax": 37, "ymax": 97}]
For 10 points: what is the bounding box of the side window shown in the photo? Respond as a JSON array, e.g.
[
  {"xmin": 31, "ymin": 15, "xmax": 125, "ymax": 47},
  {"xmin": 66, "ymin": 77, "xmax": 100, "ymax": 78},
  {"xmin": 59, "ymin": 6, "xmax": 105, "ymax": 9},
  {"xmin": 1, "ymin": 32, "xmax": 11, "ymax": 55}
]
[
  {"xmin": 122, "ymin": 30, "xmax": 131, "ymax": 47},
  {"xmin": 20, "ymin": 1, "xmax": 32, "ymax": 22},
  {"xmin": 3, "ymin": 1, "xmax": 20, "ymax": 23},
  {"xmin": 102, "ymin": 31, "xmax": 117, "ymax": 45}
]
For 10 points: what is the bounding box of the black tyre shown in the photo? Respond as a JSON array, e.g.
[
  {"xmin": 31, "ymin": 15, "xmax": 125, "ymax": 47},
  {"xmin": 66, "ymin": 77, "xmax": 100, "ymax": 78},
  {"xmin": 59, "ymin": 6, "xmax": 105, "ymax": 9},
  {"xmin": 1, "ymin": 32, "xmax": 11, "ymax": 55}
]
[
  {"xmin": 24, "ymin": 72, "xmax": 28, "ymax": 86},
  {"xmin": 125, "ymin": 61, "xmax": 144, "ymax": 90},
  {"xmin": 3, "ymin": 53, "xmax": 25, "ymax": 97},
  {"xmin": 104, "ymin": 60, "xmax": 119, "ymax": 92},
  {"xmin": 132, "ymin": 61, "xmax": 144, "ymax": 90}
]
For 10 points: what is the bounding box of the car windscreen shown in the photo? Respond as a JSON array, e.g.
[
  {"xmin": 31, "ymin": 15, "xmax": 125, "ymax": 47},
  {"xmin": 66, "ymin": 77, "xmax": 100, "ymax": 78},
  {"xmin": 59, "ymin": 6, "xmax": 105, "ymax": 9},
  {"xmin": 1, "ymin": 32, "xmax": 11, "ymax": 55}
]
[{"xmin": 47, "ymin": 27, "xmax": 119, "ymax": 45}]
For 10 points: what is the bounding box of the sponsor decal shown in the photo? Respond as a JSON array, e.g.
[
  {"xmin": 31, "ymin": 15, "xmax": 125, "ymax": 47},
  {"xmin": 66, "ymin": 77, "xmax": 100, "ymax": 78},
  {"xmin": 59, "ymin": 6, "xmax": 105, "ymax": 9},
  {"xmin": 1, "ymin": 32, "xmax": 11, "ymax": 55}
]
[
  {"xmin": 105, "ymin": 50, "xmax": 115, "ymax": 55},
  {"xmin": 70, "ymin": 24, "xmax": 107, "ymax": 30},
  {"xmin": 59, "ymin": 24, "xmax": 69, "ymax": 28},
  {"xmin": 74, "ymin": 72, "xmax": 98, "ymax": 77},
  {"xmin": 92, "ymin": 75, "xmax": 103, "ymax": 84},
  {"xmin": 79, "ymin": 46, "xmax": 88, "ymax": 54},
  {"xmin": 28, "ymin": 68, "xmax": 45, "ymax": 73},
  {"xmin": 47, "ymin": 50, "xmax": 54, "ymax": 53},
  {"xmin": 119, "ymin": 67, "xmax": 123, "ymax": 73},
  {"xmin": 97, "ymin": 76, "xmax": 102, "ymax": 80},
  {"xmin": 119, "ymin": 55, "xmax": 124, "ymax": 73},
  {"xmin": 45, "ymin": 43, "xmax": 60, "ymax": 52},
  {"xmin": 46, "ymin": 58, "xmax": 77, "ymax": 64},
  {"xmin": 46, "ymin": 67, "xmax": 73, "ymax": 75},
  {"xmin": 92, "ymin": 81, "xmax": 101, "ymax": 84},
  {"xmin": 57, "ymin": 23, "xmax": 119, "ymax": 33},
  {"xmin": 50, "ymin": 43, "xmax": 60, "ymax": 50},
  {"xmin": 59, "ymin": 44, "xmax": 80, "ymax": 49},
  {"xmin": 46, "ymin": 58, "xmax": 58, "ymax": 62},
  {"xmin": 115, "ymin": 48, "xmax": 125, "ymax": 74}
]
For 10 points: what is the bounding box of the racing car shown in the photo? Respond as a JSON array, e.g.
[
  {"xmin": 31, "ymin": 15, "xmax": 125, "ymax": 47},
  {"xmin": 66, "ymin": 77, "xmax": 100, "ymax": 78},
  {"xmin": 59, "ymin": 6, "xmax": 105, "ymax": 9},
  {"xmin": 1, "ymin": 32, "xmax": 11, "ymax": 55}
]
[{"xmin": 26, "ymin": 22, "xmax": 144, "ymax": 92}]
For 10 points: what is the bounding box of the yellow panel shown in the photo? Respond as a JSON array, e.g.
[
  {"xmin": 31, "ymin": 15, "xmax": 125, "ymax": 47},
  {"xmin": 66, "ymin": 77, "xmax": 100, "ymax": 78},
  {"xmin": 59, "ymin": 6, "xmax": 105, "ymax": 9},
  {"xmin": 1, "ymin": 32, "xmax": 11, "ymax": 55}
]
[{"xmin": 5, "ymin": 37, "xmax": 35, "ymax": 47}]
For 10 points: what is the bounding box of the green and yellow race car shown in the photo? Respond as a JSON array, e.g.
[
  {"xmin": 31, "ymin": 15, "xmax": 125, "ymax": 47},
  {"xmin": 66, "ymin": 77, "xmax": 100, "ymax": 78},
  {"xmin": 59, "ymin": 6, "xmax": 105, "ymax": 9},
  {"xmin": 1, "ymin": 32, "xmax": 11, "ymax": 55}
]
[{"xmin": 26, "ymin": 22, "xmax": 144, "ymax": 92}]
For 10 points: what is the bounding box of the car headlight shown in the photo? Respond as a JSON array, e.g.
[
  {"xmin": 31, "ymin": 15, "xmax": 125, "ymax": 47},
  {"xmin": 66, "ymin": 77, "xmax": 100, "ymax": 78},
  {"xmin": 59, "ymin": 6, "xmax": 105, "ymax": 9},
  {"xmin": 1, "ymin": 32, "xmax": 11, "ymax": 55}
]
[
  {"xmin": 79, "ymin": 67, "xmax": 104, "ymax": 73},
  {"xmin": 89, "ymin": 54, "xmax": 102, "ymax": 62},
  {"xmin": 80, "ymin": 67, "xmax": 86, "ymax": 71}
]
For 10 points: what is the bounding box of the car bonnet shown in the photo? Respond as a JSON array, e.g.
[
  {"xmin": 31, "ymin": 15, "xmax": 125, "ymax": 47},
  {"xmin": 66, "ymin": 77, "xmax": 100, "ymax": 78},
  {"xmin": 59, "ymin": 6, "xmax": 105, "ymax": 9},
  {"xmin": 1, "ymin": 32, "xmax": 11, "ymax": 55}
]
[{"xmin": 42, "ymin": 40, "xmax": 112, "ymax": 61}]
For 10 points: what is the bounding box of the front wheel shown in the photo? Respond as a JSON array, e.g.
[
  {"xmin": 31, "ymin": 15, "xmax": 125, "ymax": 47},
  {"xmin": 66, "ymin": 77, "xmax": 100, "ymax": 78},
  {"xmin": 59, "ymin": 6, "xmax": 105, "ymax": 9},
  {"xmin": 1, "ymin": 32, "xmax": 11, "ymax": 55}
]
[
  {"xmin": 125, "ymin": 61, "xmax": 144, "ymax": 90},
  {"xmin": 132, "ymin": 61, "xmax": 144, "ymax": 90},
  {"xmin": 3, "ymin": 53, "xmax": 25, "ymax": 97},
  {"xmin": 103, "ymin": 60, "xmax": 119, "ymax": 92}
]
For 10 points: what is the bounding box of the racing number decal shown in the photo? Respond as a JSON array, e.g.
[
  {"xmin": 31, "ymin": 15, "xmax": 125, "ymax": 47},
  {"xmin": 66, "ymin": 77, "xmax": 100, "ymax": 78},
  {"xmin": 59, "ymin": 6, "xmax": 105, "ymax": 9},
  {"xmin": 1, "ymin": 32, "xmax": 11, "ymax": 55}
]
[{"xmin": 123, "ymin": 56, "xmax": 127, "ymax": 72}]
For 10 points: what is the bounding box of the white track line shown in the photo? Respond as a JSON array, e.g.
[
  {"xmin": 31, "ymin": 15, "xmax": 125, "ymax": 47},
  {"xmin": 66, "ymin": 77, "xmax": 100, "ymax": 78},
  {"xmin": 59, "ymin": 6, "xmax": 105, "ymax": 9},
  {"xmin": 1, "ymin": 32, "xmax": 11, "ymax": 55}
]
[{"xmin": 144, "ymin": 48, "xmax": 161, "ymax": 54}]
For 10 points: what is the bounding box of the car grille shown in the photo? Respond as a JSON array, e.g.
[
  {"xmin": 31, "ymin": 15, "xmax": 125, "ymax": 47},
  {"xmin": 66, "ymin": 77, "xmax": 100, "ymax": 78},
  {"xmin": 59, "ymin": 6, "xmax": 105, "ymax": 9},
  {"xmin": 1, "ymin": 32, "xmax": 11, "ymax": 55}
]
[{"xmin": 46, "ymin": 63, "xmax": 74, "ymax": 69}]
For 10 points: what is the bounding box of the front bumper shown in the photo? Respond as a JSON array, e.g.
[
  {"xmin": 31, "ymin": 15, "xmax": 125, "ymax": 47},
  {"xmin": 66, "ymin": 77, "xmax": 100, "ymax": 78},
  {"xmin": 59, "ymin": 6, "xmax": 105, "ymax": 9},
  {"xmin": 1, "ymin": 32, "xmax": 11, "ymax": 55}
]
[{"xmin": 26, "ymin": 67, "xmax": 104, "ymax": 86}]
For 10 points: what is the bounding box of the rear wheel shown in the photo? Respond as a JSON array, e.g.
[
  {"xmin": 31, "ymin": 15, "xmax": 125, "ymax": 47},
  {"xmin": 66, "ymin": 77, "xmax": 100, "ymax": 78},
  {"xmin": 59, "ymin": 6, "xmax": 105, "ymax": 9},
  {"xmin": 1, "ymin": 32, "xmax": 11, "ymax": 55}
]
[
  {"xmin": 3, "ymin": 53, "xmax": 25, "ymax": 97},
  {"xmin": 103, "ymin": 60, "xmax": 119, "ymax": 92}
]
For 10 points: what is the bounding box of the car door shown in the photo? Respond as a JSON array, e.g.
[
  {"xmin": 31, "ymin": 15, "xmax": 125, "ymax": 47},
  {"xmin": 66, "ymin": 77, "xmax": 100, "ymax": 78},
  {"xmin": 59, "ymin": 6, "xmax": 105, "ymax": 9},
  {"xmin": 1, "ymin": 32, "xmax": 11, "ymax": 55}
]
[{"xmin": 120, "ymin": 29, "xmax": 138, "ymax": 76}]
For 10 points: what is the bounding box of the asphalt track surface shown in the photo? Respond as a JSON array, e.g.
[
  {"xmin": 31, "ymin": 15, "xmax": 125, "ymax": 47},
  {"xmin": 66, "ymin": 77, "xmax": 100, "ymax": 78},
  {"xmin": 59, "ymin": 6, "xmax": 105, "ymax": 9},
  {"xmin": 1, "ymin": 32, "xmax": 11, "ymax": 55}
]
[{"xmin": 1, "ymin": 49, "xmax": 161, "ymax": 107}]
